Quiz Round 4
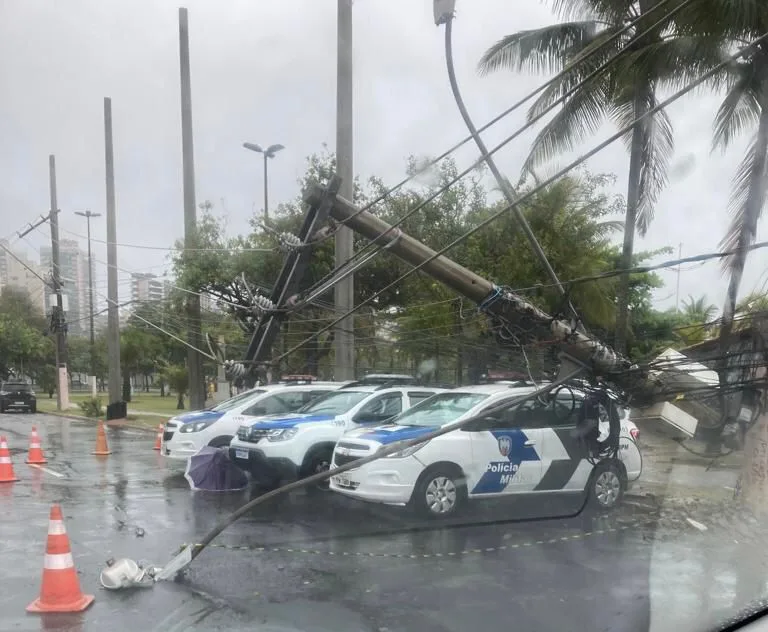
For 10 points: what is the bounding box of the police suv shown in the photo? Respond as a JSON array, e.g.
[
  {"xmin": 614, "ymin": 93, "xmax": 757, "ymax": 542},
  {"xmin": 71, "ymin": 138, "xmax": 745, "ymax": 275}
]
[
  {"xmin": 228, "ymin": 381, "xmax": 445, "ymax": 487},
  {"xmin": 162, "ymin": 379, "xmax": 343, "ymax": 461},
  {"xmin": 329, "ymin": 382, "xmax": 642, "ymax": 517}
]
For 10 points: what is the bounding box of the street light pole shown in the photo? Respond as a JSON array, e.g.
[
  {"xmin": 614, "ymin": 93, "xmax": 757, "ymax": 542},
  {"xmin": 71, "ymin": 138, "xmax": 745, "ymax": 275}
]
[
  {"xmin": 243, "ymin": 142, "xmax": 284, "ymax": 222},
  {"xmin": 75, "ymin": 210, "xmax": 101, "ymax": 378}
]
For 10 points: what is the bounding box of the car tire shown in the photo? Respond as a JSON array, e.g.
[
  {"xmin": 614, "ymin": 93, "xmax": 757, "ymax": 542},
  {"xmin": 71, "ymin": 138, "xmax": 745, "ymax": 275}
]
[
  {"xmin": 410, "ymin": 465, "xmax": 466, "ymax": 519},
  {"xmin": 301, "ymin": 446, "xmax": 334, "ymax": 492},
  {"xmin": 30, "ymin": 403, "xmax": 36, "ymax": 414},
  {"xmin": 588, "ymin": 461, "xmax": 625, "ymax": 510},
  {"xmin": 208, "ymin": 435, "xmax": 233, "ymax": 449}
]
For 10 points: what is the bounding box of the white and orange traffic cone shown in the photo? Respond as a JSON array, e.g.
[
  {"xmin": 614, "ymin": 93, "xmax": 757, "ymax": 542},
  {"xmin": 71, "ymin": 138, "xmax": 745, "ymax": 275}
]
[
  {"xmin": 27, "ymin": 504, "xmax": 95, "ymax": 613},
  {"xmin": 26, "ymin": 426, "xmax": 48, "ymax": 464},
  {"xmin": 153, "ymin": 424, "xmax": 162, "ymax": 451},
  {"xmin": 0, "ymin": 435, "xmax": 19, "ymax": 482},
  {"xmin": 93, "ymin": 420, "xmax": 112, "ymax": 456}
]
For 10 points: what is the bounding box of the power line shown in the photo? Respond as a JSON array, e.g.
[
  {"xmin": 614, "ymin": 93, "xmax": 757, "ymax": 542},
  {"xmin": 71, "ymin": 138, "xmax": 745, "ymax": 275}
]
[{"xmin": 275, "ymin": 32, "xmax": 768, "ymax": 364}]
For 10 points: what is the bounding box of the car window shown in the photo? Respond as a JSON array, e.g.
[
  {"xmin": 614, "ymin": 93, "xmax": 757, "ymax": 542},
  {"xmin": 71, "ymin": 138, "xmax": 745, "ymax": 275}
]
[
  {"xmin": 213, "ymin": 389, "xmax": 266, "ymax": 412},
  {"xmin": 242, "ymin": 392, "xmax": 306, "ymax": 416},
  {"xmin": 407, "ymin": 391, "xmax": 436, "ymax": 406},
  {"xmin": 299, "ymin": 390, "xmax": 370, "ymax": 415},
  {"xmin": 2, "ymin": 383, "xmax": 30, "ymax": 392},
  {"xmin": 394, "ymin": 392, "xmax": 490, "ymax": 427},
  {"xmin": 356, "ymin": 393, "xmax": 403, "ymax": 421}
]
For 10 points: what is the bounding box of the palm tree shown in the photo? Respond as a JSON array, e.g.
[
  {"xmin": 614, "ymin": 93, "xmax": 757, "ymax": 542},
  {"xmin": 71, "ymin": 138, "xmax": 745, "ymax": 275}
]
[
  {"xmin": 681, "ymin": 294, "xmax": 718, "ymax": 323},
  {"xmin": 477, "ymin": 0, "xmax": 720, "ymax": 354}
]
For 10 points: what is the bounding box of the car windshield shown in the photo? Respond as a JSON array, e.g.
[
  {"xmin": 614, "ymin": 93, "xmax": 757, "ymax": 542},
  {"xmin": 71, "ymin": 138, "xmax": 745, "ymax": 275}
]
[
  {"xmin": 212, "ymin": 389, "xmax": 265, "ymax": 412},
  {"xmin": 2, "ymin": 383, "xmax": 30, "ymax": 392},
  {"xmin": 393, "ymin": 392, "xmax": 490, "ymax": 427},
  {"xmin": 298, "ymin": 390, "xmax": 370, "ymax": 415}
]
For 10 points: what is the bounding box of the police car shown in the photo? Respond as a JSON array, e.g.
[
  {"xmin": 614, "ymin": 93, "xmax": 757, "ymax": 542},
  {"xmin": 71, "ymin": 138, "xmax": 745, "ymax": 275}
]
[
  {"xmin": 228, "ymin": 382, "xmax": 445, "ymax": 487},
  {"xmin": 162, "ymin": 380, "xmax": 343, "ymax": 461},
  {"xmin": 329, "ymin": 383, "xmax": 642, "ymax": 517}
]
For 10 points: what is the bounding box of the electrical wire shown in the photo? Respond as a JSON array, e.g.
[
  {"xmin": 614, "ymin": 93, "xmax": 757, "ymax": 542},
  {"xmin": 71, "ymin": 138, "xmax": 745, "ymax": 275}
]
[
  {"xmin": 275, "ymin": 32, "xmax": 768, "ymax": 364},
  {"xmin": 292, "ymin": 0, "xmax": 696, "ymax": 302}
]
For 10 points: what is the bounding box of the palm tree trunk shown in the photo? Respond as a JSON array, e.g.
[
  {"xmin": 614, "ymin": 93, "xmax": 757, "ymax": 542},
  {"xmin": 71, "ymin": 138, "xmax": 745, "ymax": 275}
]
[{"xmin": 614, "ymin": 91, "xmax": 647, "ymax": 355}]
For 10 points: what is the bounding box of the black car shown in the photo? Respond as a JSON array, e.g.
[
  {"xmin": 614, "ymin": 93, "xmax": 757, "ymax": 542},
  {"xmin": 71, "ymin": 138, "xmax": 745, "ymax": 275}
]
[{"xmin": 0, "ymin": 382, "xmax": 37, "ymax": 413}]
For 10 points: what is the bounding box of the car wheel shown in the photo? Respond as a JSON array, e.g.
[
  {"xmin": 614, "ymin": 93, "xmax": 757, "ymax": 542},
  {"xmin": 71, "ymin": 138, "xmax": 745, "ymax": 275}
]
[
  {"xmin": 588, "ymin": 462, "xmax": 624, "ymax": 510},
  {"xmin": 411, "ymin": 465, "xmax": 466, "ymax": 519},
  {"xmin": 30, "ymin": 404, "xmax": 36, "ymax": 414},
  {"xmin": 301, "ymin": 447, "xmax": 333, "ymax": 492},
  {"xmin": 208, "ymin": 435, "xmax": 233, "ymax": 449}
]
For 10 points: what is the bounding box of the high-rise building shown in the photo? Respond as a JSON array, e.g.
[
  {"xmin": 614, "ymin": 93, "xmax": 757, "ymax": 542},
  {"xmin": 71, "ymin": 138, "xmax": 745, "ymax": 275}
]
[
  {"xmin": 0, "ymin": 240, "xmax": 47, "ymax": 314},
  {"xmin": 131, "ymin": 273, "xmax": 167, "ymax": 304},
  {"xmin": 40, "ymin": 239, "xmax": 91, "ymax": 336}
]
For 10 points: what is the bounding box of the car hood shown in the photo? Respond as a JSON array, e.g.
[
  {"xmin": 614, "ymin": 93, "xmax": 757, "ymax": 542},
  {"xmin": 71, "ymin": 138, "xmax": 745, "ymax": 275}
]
[
  {"xmin": 247, "ymin": 413, "xmax": 338, "ymax": 430},
  {"xmin": 350, "ymin": 424, "xmax": 435, "ymax": 446},
  {"xmin": 173, "ymin": 410, "xmax": 225, "ymax": 425}
]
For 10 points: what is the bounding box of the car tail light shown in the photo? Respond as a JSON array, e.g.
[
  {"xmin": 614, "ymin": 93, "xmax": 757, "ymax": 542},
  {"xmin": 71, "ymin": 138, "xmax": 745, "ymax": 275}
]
[{"xmin": 630, "ymin": 427, "xmax": 639, "ymax": 441}]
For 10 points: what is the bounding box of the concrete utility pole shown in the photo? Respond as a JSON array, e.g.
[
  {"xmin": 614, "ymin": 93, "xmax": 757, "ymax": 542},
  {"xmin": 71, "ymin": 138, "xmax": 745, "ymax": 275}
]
[
  {"xmin": 104, "ymin": 98, "xmax": 122, "ymax": 408},
  {"xmin": 75, "ymin": 210, "xmax": 101, "ymax": 382},
  {"xmin": 179, "ymin": 7, "xmax": 205, "ymax": 409},
  {"xmin": 48, "ymin": 155, "xmax": 69, "ymax": 411},
  {"xmin": 334, "ymin": 0, "xmax": 355, "ymax": 381}
]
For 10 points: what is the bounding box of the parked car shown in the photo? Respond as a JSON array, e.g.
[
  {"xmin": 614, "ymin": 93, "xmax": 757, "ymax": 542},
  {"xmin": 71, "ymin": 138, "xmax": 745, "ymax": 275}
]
[
  {"xmin": 0, "ymin": 381, "xmax": 37, "ymax": 413},
  {"xmin": 329, "ymin": 383, "xmax": 642, "ymax": 518},
  {"xmin": 162, "ymin": 380, "xmax": 344, "ymax": 461},
  {"xmin": 229, "ymin": 383, "xmax": 445, "ymax": 488}
]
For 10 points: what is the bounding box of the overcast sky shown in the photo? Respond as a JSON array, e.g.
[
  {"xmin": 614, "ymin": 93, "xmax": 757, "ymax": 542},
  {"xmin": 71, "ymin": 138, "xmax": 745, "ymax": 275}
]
[{"xmin": 1, "ymin": 0, "xmax": 765, "ymax": 317}]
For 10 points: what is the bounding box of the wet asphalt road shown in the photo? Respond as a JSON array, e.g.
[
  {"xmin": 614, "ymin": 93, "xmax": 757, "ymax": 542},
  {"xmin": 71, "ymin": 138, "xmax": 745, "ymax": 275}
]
[{"xmin": 0, "ymin": 413, "xmax": 765, "ymax": 632}]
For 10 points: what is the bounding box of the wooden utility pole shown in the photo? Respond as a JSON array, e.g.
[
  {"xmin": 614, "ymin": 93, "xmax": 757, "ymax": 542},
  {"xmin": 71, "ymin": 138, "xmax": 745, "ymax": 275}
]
[
  {"xmin": 334, "ymin": 0, "xmax": 355, "ymax": 381},
  {"xmin": 48, "ymin": 155, "xmax": 69, "ymax": 411},
  {"xmin": 179, "ymin": 7, "xmax": 205, "ymax": 408},
  {"xmin": 104, "ymin": 98, "xmax": 122, "ymax": 408}
]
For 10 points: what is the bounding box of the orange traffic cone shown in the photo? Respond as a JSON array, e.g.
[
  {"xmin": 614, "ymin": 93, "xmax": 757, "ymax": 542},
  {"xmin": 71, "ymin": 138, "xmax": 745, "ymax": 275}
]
[
  {"xmin": 153, "ymin": 424, "xmax": 162, "ymax": 451},
  {"xmin": 92, "ymin": 421, "xmax": 112, "ymax": 456},
  {"xmin": 0, "ymin": 435, "xmax": 19, "ymax": 482},
  {"xmin": 27, "ymin": 504, "xmax": 95, "ymax": 613},
  {"xmin": 26, "ymin": 426, "xmax": 48, "ymax": 464}
]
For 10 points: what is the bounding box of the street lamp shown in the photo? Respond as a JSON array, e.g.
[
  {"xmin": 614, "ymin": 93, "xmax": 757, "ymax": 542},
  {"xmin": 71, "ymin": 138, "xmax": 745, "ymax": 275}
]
[
  {"xmin": 74, "ymin": 210, "xmax": 101, "ymax": 379},
  {"xmin": 243, "ymin": 142, "xmax": 285, "ymax": 222}
]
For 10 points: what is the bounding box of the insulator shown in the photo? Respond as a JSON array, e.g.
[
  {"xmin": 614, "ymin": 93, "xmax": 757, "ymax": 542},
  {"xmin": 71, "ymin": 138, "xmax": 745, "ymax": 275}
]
[
  {"xmin": 252, "ymin": 293, "xmax": 275, "ymax": 313},
  {"xmin": 224, "ymin": 360, "xmax": 248, "ymax": 381},
  {"xmin": 277, "ymin": 232, "xmax": 303, "ymax": 253}
]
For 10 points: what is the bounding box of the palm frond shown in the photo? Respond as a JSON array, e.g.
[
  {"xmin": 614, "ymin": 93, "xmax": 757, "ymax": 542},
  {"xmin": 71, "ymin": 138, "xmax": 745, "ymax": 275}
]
[
  {"xmin": 720, "ymin": 116, "xmax": 768, "ymax": 266},
  {"xmin": 522, "ymin": 76, "xmax": 610, "ymax": 173},
  {"xmin": 478, "ymin": 22, "xmax": 598, "ymax": 77},
  {"xmin": 712, "ymin": 62, "xmax": 762, "ymax": 152},
  {"xmin": 610, "ymin": 91, "xmax": 674, "ymax": 235},
  {"xmin": 550, "ymin": 0, "xmax": 629, "ymax": 23},
  {"xmin": 675, "ymin": 0, "xmax": 767, "ymax": 39}
]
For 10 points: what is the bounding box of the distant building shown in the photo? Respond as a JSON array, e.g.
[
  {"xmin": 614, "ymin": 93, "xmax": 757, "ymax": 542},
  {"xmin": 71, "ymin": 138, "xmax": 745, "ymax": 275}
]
[
  {"xmin": 0, "ymin": 240, "xmax": 46, "ymax": 314},
  {"xmin": 40, "ymin": 239, "xmax": 92, "ymax": 336},
  {"xmin": 131, "ymin": 273, "xmax": 167, "ymax": 304}
]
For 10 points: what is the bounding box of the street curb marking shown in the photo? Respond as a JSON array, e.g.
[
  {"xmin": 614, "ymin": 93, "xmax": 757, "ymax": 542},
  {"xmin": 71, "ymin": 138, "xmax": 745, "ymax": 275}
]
[
  {"xmin": 28, "ymin": 464, "xmax": 65, "ymax": 478},
  {"xmin": 186, "ymin": 523, "xmax": 643, "ymax": 561},
  {"xmin": 36, "ymin": 411, "xmax": 157, "ymax": 434}
]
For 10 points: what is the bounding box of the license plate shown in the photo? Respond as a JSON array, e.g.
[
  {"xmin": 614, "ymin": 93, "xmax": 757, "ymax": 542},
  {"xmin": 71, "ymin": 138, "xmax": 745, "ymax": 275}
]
[
  {"xmin": 234, "ymin": 449, "xmax": 249, "ymax": 460},
  {"xmin": 334, "ymin": 475, "xmax": 351, "ymax": 487}
]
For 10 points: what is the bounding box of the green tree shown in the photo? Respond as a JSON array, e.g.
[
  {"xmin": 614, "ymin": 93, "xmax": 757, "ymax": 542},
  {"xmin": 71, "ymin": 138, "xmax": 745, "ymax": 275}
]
[
  {"xmin": 160, "ymin": 364, "xmax": 189, "ymax": 410},
  {"xmin": 677, "ymin": 294, "xmax": 718, "ymax": 345},
  {"xmin": 477, "ymin": 0, "xmax": 719, "ymax": 354}
]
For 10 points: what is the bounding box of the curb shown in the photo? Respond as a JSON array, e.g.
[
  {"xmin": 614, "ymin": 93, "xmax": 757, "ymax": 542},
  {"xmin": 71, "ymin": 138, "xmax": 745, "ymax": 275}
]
[{"xmin": 37, "ymin": 410, "xmax": 157, "ymax": 434}]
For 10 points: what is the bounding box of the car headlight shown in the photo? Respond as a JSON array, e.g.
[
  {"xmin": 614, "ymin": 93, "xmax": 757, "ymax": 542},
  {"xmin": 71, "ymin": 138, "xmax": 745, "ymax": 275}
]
[
  {"xmin": 384, "ymin": 443, "xmax": 424, "ymax": 459},
  {"xmin": 179, "ymin": 421, "xmax": 215, "ymax": 433},
  {"xmin": 266, "ymin": 428, "xmax": 299, "ymax": 442},
  {"xmin": 0, "ymin": 391, "xmax": 8, "ymax": 396}
]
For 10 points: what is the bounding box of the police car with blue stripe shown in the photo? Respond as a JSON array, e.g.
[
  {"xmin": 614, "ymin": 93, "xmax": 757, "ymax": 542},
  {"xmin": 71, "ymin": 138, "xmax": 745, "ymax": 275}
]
[
  {"xmin": 229, "ymin": 379, "xmax": 445, "ymax": 487},
  {"xmin": 329, "ymin": 382, "xmax": 641, "ymax": 517}
]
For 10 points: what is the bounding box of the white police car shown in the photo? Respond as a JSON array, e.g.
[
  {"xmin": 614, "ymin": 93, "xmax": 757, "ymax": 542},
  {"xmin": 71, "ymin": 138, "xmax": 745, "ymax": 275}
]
[
  {"xmin": 329, "ymin": 383, "xmax": 642, "ymax": 517},
  {"xmin": 228, "ymin": 383, "xmax": 445, "ymax": 487},
  {"xmin": 162, "ymin": 380, "xmax": 343, "ymax": 460}
]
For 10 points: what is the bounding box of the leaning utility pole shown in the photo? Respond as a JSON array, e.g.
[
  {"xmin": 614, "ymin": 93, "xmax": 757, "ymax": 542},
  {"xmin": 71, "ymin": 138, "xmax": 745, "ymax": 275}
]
[
  {"xmin": 334, "ymin": 0, "xmax": 355, "ymax": 381},
  {"xmin": 48, "ymin": 155, "xmax": 69, "ymax": 411},
  {"xmin": 179, "ymin": 7, "xmax": 205, "ymax": 408},
  {"xmin": 104, "ymin": 97, "xmax": 122, "ymax": 409}
]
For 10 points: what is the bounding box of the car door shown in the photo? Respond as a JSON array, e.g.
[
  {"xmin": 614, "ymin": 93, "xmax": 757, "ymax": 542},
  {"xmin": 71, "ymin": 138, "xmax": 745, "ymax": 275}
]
[
  {"xmin": 350, "ymin": 392, "xmax": 404, "ymax": 429},
  {"xmin": 466, "ymin": 399, "xmax": 545, "ymax": 496}
]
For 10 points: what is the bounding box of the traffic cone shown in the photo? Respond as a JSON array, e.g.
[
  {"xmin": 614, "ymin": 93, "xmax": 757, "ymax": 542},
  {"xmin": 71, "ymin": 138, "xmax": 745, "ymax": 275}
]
[
  {"xmin": 27, "ymin": 504, "xmax": 95, "ymax": 613},
  {"xmin": 26, "ymin": 426, "xmax": 48, "ymax": 464},
  {"xmin": 92, "ymin": 421, "xmax": 112, "ymax": 456},
  {"xmin": 0, "ymin": 435, "xmax": 19, "ymax": 482},
  {"xmin": 153, "ymin": 424, "xmax": 162, "ymax": 451}
]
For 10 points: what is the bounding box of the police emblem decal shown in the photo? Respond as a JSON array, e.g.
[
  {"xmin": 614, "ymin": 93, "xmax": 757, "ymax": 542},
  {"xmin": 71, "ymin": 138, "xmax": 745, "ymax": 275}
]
[{"xmin": 497, "ymin": 435, "xmax": 511, "ymax": 457}]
